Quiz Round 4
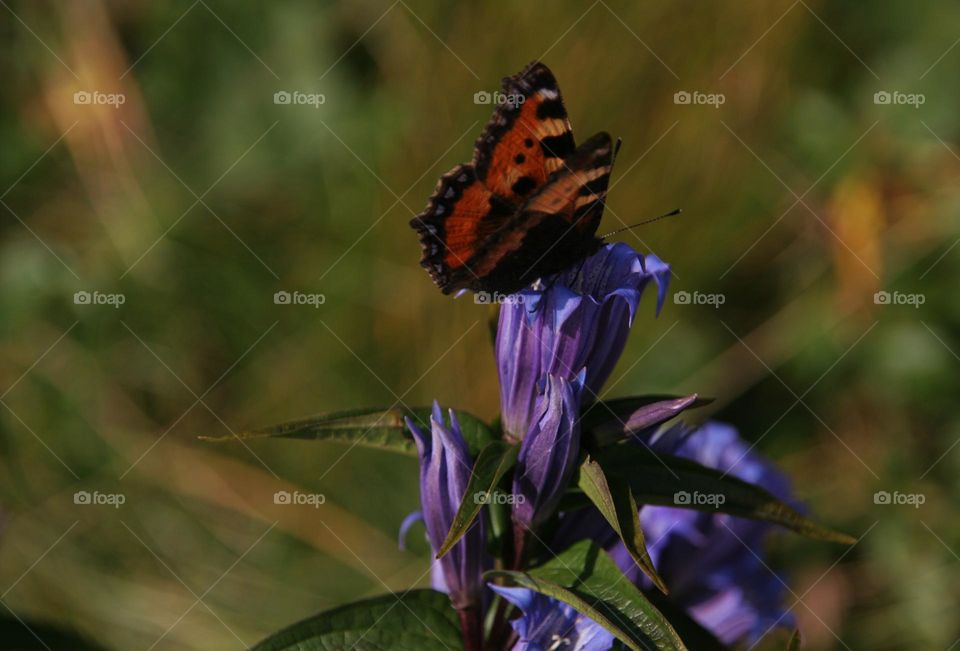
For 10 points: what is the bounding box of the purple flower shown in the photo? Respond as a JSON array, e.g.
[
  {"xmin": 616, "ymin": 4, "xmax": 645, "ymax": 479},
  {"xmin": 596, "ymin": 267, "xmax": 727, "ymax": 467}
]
[
  {"xmin": 496, "ymin": 243, "xmax": 670, "ymax": 440},
  {"xmin": 615, "ymin": 422, "xmax": 797, "ymax": 644},
  {"xmin": 489, "ymin": 585, "xmax": 614, "ymax": 651},
  {"xmin": 512, "ymin": 372, "xmax": 583, "ymax": 531},
  {"xmin": 404, "ymin": 403, "xmax": 489, "ymax": 609}
]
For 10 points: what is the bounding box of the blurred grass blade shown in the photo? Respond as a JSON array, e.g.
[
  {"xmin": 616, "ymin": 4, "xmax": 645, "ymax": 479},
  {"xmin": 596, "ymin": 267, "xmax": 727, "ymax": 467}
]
[
  {"xmin": 200, "ymin": 406, "xmax": 495, "ymax": 456},
  {"xmin": 578, "ymin": 456, "xmax": 668, "ymax": 593},
  {"xmin": 787, "ymin": 629, "xmax": 802, "ymax": 650},
  {"xmin": 436, "ymin": 440, "xmax": 518, "ymax": 559},
  {"xmin": 250, "ymin": 590, "xmax": 461, "ymax": 650},
  {"xmin": 598, "ymin": 446, "xmax": 855, "ymax": 544},
  {"xmin": 487, "ymin": 541, "xmax": 687, "ymax": 651}
]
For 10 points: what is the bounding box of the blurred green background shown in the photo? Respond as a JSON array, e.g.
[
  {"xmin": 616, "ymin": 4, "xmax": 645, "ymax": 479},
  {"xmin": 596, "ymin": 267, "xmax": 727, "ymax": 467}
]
[{"xmin": 0, "ymin": 1, "xmax": 958, "ymax": 649}]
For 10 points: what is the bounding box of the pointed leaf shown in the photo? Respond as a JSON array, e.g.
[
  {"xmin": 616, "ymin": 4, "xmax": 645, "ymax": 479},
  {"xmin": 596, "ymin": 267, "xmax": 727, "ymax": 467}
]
[
  {"xmin": 200, "ymin": 406, "xmax": 495, "ymax": 457},
  {"xmin": 250, "ymin": 590, "xmax": 462, "ymax": 650},
  {"xmin": 578, "ymin": 457, "xmax": 667, "ymax": 594},
  {"xmin": 436, "ymin": 440, "xmax": 519, "ymax": 558},
  {"xmin": 787, "ymin": 629, "xmax": 802, "ymax": 650},
  {"xmin": 641, "ymin": 591, "xmax": 727, "ymax": 651},
  {"xmin": 487, "ymin": 541, "xmax": 687, "ymax": 651},
  {"xmin": 584, "ymin": 395, "xmax": 711, "ymax": 447},
  {"xmin": 597, "ymin": 446, "xmax": 855, "ymax": 544}
]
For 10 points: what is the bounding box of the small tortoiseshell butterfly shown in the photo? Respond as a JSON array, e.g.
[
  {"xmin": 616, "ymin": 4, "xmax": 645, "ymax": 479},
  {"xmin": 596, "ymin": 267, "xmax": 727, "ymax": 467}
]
[{"xmin": 410, "ymin": 61, "xmax": 617, "ymax": 295}]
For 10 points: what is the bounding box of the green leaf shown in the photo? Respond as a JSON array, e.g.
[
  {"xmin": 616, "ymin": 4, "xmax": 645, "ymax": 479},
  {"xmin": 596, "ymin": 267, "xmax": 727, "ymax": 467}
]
[
  {"xmin": 437, "ymin": 440, "xmax": 519, "ymax": 558},
  {"xmin": 250, "ymin": 590, "xmax": 462, "ymax": 651},
  {"xmin": 641, "ymin": 592, "xmax": 727, "ymax": 651},
  {"xmin": 578, "ymin": 457, "xmax": 667, "ymax": 594},
  {"xmin": 0, "ymin": 614, "xmax": 110, "ymax": 650},
  {"xmin": 597, "ymin": 446, "xmax": 855, "ymax": 544},
  {"xmin": 747, "ymin": 628, "xmax": 802, "ymax": 651},
  {"xmin": 200, "ymin": 406, "xmax": 495, "ymax": 457},
  {"xmin": 488, "ymin": 541, "xmax": 687, "ymax": 651},
  {"xmin": 584, "ymin": 395, "xmax": 711, "ymax": 447}
]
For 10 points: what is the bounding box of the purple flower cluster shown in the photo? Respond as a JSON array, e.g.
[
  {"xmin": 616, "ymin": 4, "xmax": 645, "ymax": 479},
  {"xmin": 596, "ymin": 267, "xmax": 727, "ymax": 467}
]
[
  {"xmin": 496, "ymin": 243, "xmax": 670, "ymax": 439},
  {"xmin": 625, "ymin": 422, "xmax": 795, "ymax": 644},
  {"xmin": 404, "ymin": 243, "xmax": 802, "ymax": 650},
  {"xmin": 498, "ymin": 244, "xmax": 669, "ymax": 538},
  {"xmin": 404, "ymin": 404, "xmax": 489, "ymax": 610}
]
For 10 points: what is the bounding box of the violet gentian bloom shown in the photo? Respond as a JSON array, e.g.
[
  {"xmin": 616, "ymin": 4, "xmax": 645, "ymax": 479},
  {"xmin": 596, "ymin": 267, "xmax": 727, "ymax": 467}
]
[
  {"xmin": 512, "ymin": 372, "xmax": 583, "ymax": 530},
  {"xmin": 496, "ymin": 243, "xmax": 670, "ymax": 439},
  {"xmin": 489, "ymin": 585, "xmax": 614, "ymax": 651},
  {"xmin": 404, "ymin": 403, "xmax": 488, "ymax": 609},
  {"xmin": 613, "ymin": 422, "xmax": 797, "ymax": 645}
]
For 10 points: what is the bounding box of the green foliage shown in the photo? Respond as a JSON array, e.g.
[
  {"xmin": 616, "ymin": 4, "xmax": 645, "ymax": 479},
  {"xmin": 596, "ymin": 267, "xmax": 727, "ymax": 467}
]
[
  {"xmin": 202, "ymin": 405, "xmax": 495, "ymax": 457},
  {"xmin": 595, "ymin": 445, "xmax": 855, "ymax": 544},
  {"xmin": 436, "ymin": 440, "xmax": 518, "ymax": 558},
  {"xmin": 488, "ymin": 541, "xmax": 687, "ymax": 651},
  {"xmin": 250, "ymin": 590, "xmax": 462, "ymax": 651},
  {"xmin": 578, "ymin": 456, "xmax": 667, "ymax": 593}
]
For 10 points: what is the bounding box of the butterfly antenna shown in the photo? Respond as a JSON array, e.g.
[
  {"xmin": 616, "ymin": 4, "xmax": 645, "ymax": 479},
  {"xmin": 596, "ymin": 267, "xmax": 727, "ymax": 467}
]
[{"xmin": 599, "ymin": 208, "xmax": 681, "ymax": 240}]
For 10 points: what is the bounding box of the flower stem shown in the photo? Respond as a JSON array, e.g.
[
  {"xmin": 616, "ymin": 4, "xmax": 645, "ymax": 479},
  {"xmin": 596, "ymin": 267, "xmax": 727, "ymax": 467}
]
[
  {"xmin": 486, "ymin": 522, "xmax": 532, "ymax": 650},
  {"xmin": 458, "ymin": 605, "xmax": 483, "ymax": 651},
  {"xmin": 486, "ymin": 599, "xmax": 509, "ymax": 651},
  {"xmin": 511, "ymin": 521, "xmax": 530, "ymax": 570}
]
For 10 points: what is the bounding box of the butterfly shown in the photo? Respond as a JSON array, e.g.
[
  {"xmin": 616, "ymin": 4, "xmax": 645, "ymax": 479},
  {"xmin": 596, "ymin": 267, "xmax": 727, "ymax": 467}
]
[{"xmin": 410, "ymin": 61, "xmax": 617, "ymax": 295}]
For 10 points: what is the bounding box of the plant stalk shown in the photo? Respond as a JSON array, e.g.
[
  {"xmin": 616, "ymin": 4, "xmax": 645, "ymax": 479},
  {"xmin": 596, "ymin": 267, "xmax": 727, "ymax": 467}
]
[{"xmin": 458, "ymin": 604, "xmax": 483, "ymax": 651}]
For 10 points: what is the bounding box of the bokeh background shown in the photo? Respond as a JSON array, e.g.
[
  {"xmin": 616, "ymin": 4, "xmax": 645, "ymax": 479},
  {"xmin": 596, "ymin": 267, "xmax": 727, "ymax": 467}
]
[{"xmin": 1, "ymin": 1, "xmax": 958, "ymax": 649}]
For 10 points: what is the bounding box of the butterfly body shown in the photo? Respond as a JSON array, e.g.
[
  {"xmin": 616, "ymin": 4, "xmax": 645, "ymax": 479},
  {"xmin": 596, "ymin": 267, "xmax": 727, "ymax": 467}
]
[{"xmin": 410, "ymin": 62, "xmax": 616, "ymax": 295}]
